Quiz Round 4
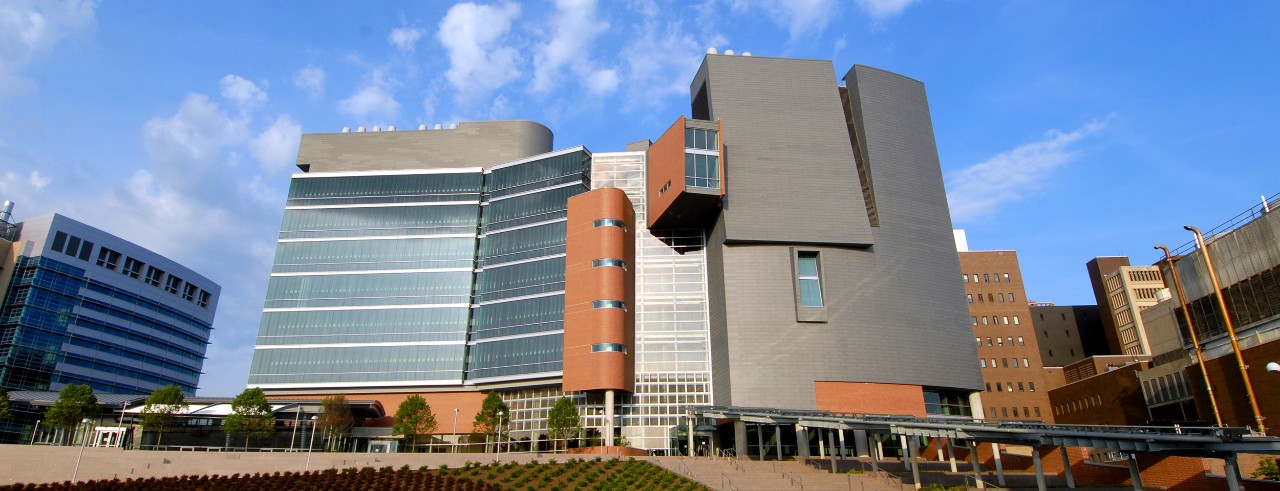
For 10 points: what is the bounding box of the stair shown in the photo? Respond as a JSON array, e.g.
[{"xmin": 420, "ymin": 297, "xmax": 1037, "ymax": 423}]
[{"xmin": 653, "ymin": 457, "xmax": 910, "ymax": 491}]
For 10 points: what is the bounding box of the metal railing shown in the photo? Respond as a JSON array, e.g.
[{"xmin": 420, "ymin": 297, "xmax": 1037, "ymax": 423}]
[
  {"xmin": 1168, "ymin": 191, "xmax": 1280, "ymax": 258},
  {"xmin": 721, "ymin": 472, "xmax": 741, "ymax": 491},
  {"xmin": 781, "ymin": 469, "xmax": 805, "ymax": 489},
  {"xmin": 965, "ymin": 474, "xmax": 1005, "ymax": 489}
]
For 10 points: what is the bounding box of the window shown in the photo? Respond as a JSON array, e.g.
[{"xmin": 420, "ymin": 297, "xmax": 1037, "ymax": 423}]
[
  {"xmin": 51, "ymin": 231, "xmax": 68, "ymax": 252},
  {"xmin": 684, "ymin": 153, "xmax": 720, "ymax": 188},
  {"xmin": 995, "ymin": 382, "xmax": 1002, "ymax": 391},
  {"xmin": 1023, "ymin": 358, "xmax": 1029, "ymax": 367},
  {"xmin": 165, "ymin": 275, "xmax": 184, "ymax": 295},
  {"xmin": 963, "ymin": 275, "xmax": 969, "ymax": 283},
  {"xmin": 983, "ymin": 274, "xmax": 990, "ymax": 282},
  {"xmin": 1048, "ymin": 349, "xmax": 1054, "ymax": 357},
  {"xmin": 593, "ymin": 218, "xmax": 626, "ymax": 231},
  {"xmin": 1012, "ymin": 316, "xmax": 1020, "ymax": 325},
  {"xmin": 1012, "ymin": 358, "xmax": 1019, "ymax": 367},
  {"xmin": 990, "ymin": 358, "xmax": 996, "ymax": 367},
  {"xmin": 1002, "ymin": 358, "xmax": 1009, "ymax": 368},
  {"xmin": 1034, "ymin": 407, "xmax": 1041, "ymax": 417},
  {"xmin": 980, "ymin": 359, "xmax": 987, "ymax": 368},
  {"xmin": 972, "ymin": 316, "xmax": 978, "ymax": 326},
  {"xmin": 591, "ymin": 258, "xmax": 627, "ymax": 270},
  {"xmin": 659, "ymin": 180, "xmax": 671, "ymax": 196},
  {"xmin": 96, "ymin": 248, "xmax": 121, "ymax": 270},
  {"xmin": 1001, "ymin": 407, "xmax": 1008, "ymax": 418},
  {"xmin": 198, "ymin": 291, "xmax": 212, "ymax": 309},
  {"xmin": 1029, "ymin": 382, "xmax": 1036, "ymax": 392},
  {"xmin": 591, "ymin": 343, "xmax": 628, "ymax": 354},
  {"xmin": 1009, "ymin": 293, "xmax": 1015, "ymax": 302},
  {"xmin": 997, "ymin": 338, "xmax": 1003, "ymax": 346},
  {"xmin": 998, "ymin": 293, "xmax": 1005, "ymax": 302},
  {"xmin": 1070, "ymin": 348, "xmax": 1076, "ymax": 357},
  {"xmin": 1002, "ymin": 316, "xmax": 1009, "ymax": 325},
  {"xmin": 77, "ymin": 240, "xmax": 94, "ymax": 261},
  {"xmin": 122, "ymin": 257, "xmax": 143, "ymax": 279},
  {"xmin": 992, "ymin": 316, "xmax": 999, "ymax": 325},
  {"xmin": 65, "ymin": 236, "xmax": 81, "ymax": 258},
  {"xmin": 1065, "ymin": 329, "xmax": 1071, "ymax": 338},
  {"xmin": 183, "ymin": 283, "xmax": 198, "ymax": 302},
  {"xmin": 592, "ymin": 300, "xmax": 627, "ymax": 311},
  {"xmin": 685, "ymin": 127, "xmax": 718, "ymax": 150},
  {"xmin": 994, "ymin": 273, "xmax": 1001, "ymax": 283},
  {"xmin": 796, "ymin": 251, "xmax": 823, "ymax": 307},
  {"xmin": 985, "ymin": 383, "xmax": 991, "ymax": 392},
  {"xmin": 1017, "ymin": 336, "xmax": 1024, "ymax": 346},
  {"xmin": 982, "ymin": 317, "xmax": 989, "ymax": 326},
  {"xmin": 988, "ymin": 293, "xmax": 994, "ymax": 302},
  {"xmin": 1018, "ymin": 382, "xmax": 1024, "ymax": 392},
  {"xmin": 1003, "ymin": 273, "xmax": 1010, "ymax": 282},
  {"xmin": 1023, "ymin": 407, "xmax": 1030, "ymax": 417},
  {"xmin": 967, "ymin": 294, "xmax": 973, "ymax": 303},
  {"xmin": 975, "ymin": 337, "xmax": 981, "ymax": 346},
  {"xmin": 145, "ymin": 266, "xmax": 165, "ymax": 287},
  {"xmin": 985, "ymin": 337, "xmax": 992, "ymax": 346},
  {"xmin": 1007, "ymin": 337, "xmax": 1013, "ymax": 346},
  {"xmin": 977, "ymin": 294, "xmax": 984, "ymax": 303}
]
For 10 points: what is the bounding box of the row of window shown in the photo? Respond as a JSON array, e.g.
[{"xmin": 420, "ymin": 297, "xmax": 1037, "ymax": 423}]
[
  {"xmin": 985, "ymin": 381, "xmax": 1037, "ymax": 392},
  {"xmin": 964, "ymin": 272, "xmax": 1011, "ymax": 283},
  {"xmin": 51, "ymin": 230, "xmax": 213, "ymax": 309},
  {"xmin": 1055, "ymin": 395, "xmax": 1102, "ymax": 416},
  {"xmin": 972, "ymin": 315, "xmax": 1021, "ymax": 326},
  {"xmin": 1045, "ymin": 348, "xmax": 1077, "ymax": 358},
  {"xmin": 1143, "ymin": 372, "xmax": 1190, "ymax": 405},
  {"xmin": 976, "ymin": 336, "xmax": 1025, "ymax": 347},
  {"xmin": 989, "ymin": 406, "xmax": 1041, "ymax": 419},
  {"xmin": 966, "ymin": 292, "xmax": 1017, "ymax": 303},
  {"xmin": 980, "ymin": 357, "xmax": 1032, "ymax": 369}
]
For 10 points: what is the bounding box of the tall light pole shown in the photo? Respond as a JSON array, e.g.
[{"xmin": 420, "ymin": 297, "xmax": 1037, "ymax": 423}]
[
  {"xmin": 306, "ymin": 415, "xmax": 318, "ymax": 472},
  {"xmin": 73, "ymin": 417, "xmax": 92, "ymax": 482},
  {"xmin": 452, "ymin": 408, "xmax": 459, "ymax": 454},
  {"xmin": 1156, "ymin": 244, "xmax": 1223, "ymax": 426},
  {"xmin": 1186, "ymin": 225, "xmax": 1267, "ymax": 435}
]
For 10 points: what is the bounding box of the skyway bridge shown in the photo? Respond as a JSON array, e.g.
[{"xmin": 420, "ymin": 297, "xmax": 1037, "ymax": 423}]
[{"xmin": 693, "ymin": 406, "xmax": 1280, "ymax": 491}]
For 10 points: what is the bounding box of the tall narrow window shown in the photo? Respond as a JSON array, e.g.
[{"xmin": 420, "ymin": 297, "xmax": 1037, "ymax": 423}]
[
  {"xmin": 51, "ymin": 231, "xmax": 68, "ymax": 252},
  {"xmin": 796, "ymin": 252, "xmax": 823, "ymax": 307},
  {"xmin": 593, "ymin": 218, "xmax": 626, "ymax": 231}
]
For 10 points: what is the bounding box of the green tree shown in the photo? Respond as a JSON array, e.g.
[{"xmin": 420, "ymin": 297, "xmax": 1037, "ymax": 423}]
[
  {"xmin": 392, "ymin": 395, "xmax": 437, "ymax": 452},
  {"xmin": 547, "ymin": 396, "xmax": 581, "ymax": 451},
  {"xmin": 1255, "ymin": 457, "xmax": 1280, "ymax": 481},
  {"xmin": 317, "ymin": 394, "xmax": 354, "ymax": 451},
  {"xmin": 0, "ymin": 388, "xmax": 10, "ymax": 422},
  {"xmin": 44, "ymin": 384, "xmax": 100, "ymax": 445},
  {"xmin": 472, "ymin": 391, "xmax": 508, "ymax": 452},
  {"xmin": 139, "ymin": 385, "xmax": 186, "ymax": 447},
  {"xmin": 224, "ymin": 388, "xmax": 275, "ymax": 449}
]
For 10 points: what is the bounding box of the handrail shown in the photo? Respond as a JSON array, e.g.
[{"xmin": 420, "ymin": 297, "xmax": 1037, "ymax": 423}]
[
  {"xmin": 781, "ymin": 469, "xmax": 804, "ymax": 489},
  {"xmin": 721, "ymin": 472, "xmax": 740, "ymax": 491},
  {"xmin": 678, "ymin": 458, "xmax": 694, "ymax": 478},
  {"xmin": 966, "ymin": 474, "xmax": 1005, "ymax": 489}
]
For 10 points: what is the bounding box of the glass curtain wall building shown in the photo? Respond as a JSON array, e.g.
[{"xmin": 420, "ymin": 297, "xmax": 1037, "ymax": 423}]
[{"xmin": 249, "ymin": 147, "xmax": 591, "ymax": 389}]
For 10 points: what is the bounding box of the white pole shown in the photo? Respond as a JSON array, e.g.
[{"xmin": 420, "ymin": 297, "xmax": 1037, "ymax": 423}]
[
  {"xmin": 30, "ymin": 420, "xmax": 40, "ymax": 445},
  {"xmin": 452, "ymin": 408, "xmax": 459, "ymax": 453},
  {"xmin": 73, "ymin": 418, "xmax": 91, "ymax": 482},
  {"xmin": 306, "ymin": 416, "xmax": 318, "ymax": 471}
]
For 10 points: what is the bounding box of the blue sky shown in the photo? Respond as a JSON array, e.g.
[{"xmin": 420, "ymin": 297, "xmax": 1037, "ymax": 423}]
[{"xmin": 2, "ymin": 1, "xmax": 1277, "ymax": 396}]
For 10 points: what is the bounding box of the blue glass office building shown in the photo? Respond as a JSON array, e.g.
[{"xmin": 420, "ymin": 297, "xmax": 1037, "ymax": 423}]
[
  {"xmin": 248, "ymin": 144, "xmax": 591, "ymax": 389},
  {"xmin": 0, "ymin": 213, "xmax": 218, "ymax": 396}
]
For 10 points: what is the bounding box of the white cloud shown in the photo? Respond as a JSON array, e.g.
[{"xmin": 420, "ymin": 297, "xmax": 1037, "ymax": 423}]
[
  {"xmin": 438, "ymin": 2, "xmax": 523, "ymax": 100},
  {"xmin": 28, "ymin": 169, "xmax": 49, "ymax": 189},
  {"xmin": 218, "ymin": 74, "xmax": 268, "ymax": 109},
  {"xmin": 854, "ymin": 0, "xmax": 919, "ymax": 20},
  {"xmin": 619, "ymin": 18, "xmax": 711, "ymax": 112},
  {"xmin": 337, "ymin": 69, "xmax": 401, "ymax": 122},
  {"xmin": 531, "ymin": 0, "xmax": 617, "ymax": 96},
  {"xmin": 947, "ymin": 119, "xmax": 1108, "ymax": 223},
  {"xmin": 142, "ymin": 93, "xmax": 249, "ymax": 175},
  {"xmin": 728, "ymin": 0, "xmax": 838, "ymax": 39},
  {"xmin": 292, "ymin": 65, "xmax": 325, "ymax": 99},
  {"xmin": 389, "ymin": 24, "xmax": 426, "ymax": 53},
  {"xmin": 250, "ymin": 114, "xmax": 301, "ymax": 174},
  {"xmin": 0, "ymin": 0, "xmax": 98, "ymax": 99}
]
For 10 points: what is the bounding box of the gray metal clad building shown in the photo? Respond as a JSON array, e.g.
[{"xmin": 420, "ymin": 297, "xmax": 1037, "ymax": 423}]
[{"xmin": 687, "ymin": 54, "xmax": 981, "ymax": 411}]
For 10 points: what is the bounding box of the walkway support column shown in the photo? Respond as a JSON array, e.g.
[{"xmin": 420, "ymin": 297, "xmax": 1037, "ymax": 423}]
[
  {"xmin": 687, "ymin": 410, "xmax": 695, "ymax": 457},
  {"xmin": 734, "ymin": 421, "xmax": 747, "ymax": 458},
  {"xmin": 1060, "ymin": 446, "xmax": 1075, "ymax": 488},
  {"xmin": 1224, "ymin": 453, "xmax": 1242, "ymax": 491},
  {"xmin": 1126, "ymin": 453, "xmax": 1143, "ymax": 491},
  {"xmin": 796, "ymin": 425, "xmax": 810, "ymax": 459},
  {"xmin": 818, "ymin": 428, "xmax": 826, "ymax": 459},
  {"xmin": 757, "ymin": 424, "xmax": 765, "ymax": 460},
  {"xmin": 776, "ymin": 425, "xmax": 783, "ymax": 460},
  {"xmin": 991, "ymin": 442, "xmax": 1006, "ymax": 486},
  {"xmin": 1032, "ymin": 446, "xmax": 1047, "ymax": 491},
  {"xmin": 854, "ymin": 430, "xmax": 869, "ymax": 457},
  {"xmin": 837, "ymin": 429, "xmax": 846, "ymax": 459},
  {"xmin": 907, "ymin": 436, "xmax": 922, "ymax": 490},
  {"xmin": 827, "ymin": 430, "xmax": 838, "ymax": 473},
  {"xmin": 947, "ymin": 438, "xmax": 958, "ymax": 472},
  {"xmin": 969, "ymin": 443, "xmax": 985, "ymax": 489},
  {"xmin": 869, "ymin": 434, "xmax": 880, "ymax": 474}
]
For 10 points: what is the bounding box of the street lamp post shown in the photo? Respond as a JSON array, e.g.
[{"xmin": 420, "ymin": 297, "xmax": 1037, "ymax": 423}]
[
  {"xmin": 495, "ymin": 410, "xmax": 505, "ymax": 462},
  {"xmin": 73, "ymin": 418, "xmax": 92, "ymax": 482},
  {"xmin": 1156, "ymin": 244, "xmax": 1223, "ymax": 426},
  {"xmin": 306, "ymin": 415, "xmax": 318, "ymax": 472},
  {"xmin": 452, "ymin": 408, "xmax": 459, "ymax": 454},
  {"xmin": 1186, "ymin": 225, "xmax": 1267, "ymax": 435}
]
